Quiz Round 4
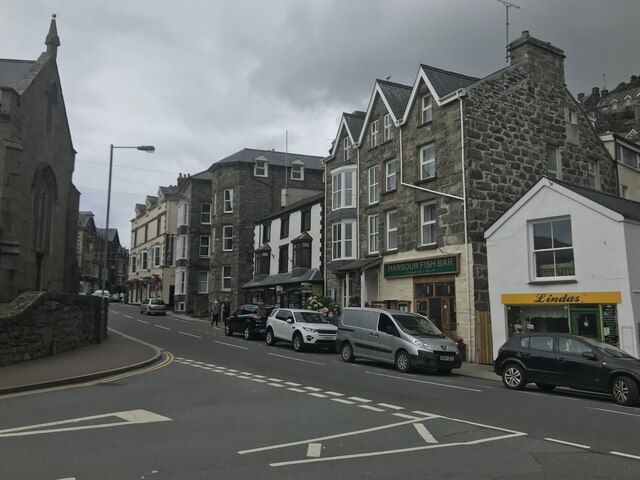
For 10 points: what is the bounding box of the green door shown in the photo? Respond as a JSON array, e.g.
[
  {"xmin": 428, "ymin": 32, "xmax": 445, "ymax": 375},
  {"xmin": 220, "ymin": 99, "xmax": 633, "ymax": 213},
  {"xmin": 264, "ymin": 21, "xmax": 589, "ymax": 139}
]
[{"xmin": 570, "ymin": 308, "xmax": 600, "ymax": 339}]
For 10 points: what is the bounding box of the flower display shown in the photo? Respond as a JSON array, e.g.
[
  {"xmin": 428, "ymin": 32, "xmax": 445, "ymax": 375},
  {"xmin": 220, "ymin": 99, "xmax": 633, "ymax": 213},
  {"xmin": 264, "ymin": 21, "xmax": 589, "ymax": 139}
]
[{"xmin": 305, "ymin": 295, "xmax": 340, "ymax": 316}]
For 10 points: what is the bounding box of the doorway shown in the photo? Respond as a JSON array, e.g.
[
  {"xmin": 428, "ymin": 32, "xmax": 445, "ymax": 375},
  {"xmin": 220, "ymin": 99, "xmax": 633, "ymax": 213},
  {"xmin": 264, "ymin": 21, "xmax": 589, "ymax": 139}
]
[
  {"xmin": 414, "ymin": 276, "xmax": 455, "ymax": 337},
  {"xmin": 570, "ymin": 307, "xmax": 600, "ymax": 339}
]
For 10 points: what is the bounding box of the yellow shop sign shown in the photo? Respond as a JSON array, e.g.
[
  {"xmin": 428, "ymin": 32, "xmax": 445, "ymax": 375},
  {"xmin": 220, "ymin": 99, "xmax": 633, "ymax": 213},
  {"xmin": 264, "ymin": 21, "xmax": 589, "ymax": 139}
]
[{"xmin": 501, "ymin": 292, "xmax": 621, "ymax": 305}]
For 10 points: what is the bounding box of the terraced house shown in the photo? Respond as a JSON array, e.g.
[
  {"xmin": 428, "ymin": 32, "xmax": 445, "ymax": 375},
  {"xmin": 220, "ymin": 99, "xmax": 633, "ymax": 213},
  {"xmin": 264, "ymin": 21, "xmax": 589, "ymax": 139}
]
[{"xmin": 324, "ymin": 31, "xmax": 618, "ymax": 363}]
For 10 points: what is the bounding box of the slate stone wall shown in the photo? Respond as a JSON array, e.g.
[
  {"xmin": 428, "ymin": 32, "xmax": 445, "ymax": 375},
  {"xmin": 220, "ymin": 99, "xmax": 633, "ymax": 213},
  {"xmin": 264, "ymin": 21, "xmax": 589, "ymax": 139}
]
[{"xmin": 0, "ymin": 291, "xmax": 105, "ymax": 367}]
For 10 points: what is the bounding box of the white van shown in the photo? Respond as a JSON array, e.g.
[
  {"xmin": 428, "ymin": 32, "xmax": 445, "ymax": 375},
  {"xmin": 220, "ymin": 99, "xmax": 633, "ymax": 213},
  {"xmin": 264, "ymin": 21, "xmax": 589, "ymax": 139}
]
[{"xmin": 336, "ymin": 307, "xmax": 461, "ymax": 374}]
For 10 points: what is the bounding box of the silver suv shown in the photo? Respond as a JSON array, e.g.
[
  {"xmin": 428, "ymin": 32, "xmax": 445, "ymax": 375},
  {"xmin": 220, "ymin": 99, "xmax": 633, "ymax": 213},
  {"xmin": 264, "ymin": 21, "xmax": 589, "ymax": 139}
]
[{"xmin": 266, "ymin": 308, "xmax": 338, "ymax": 352}]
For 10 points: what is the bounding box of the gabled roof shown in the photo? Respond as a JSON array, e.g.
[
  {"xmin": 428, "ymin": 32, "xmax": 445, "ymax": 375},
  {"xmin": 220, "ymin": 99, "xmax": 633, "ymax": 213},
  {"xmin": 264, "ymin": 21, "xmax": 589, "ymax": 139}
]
[
  {"xmin": 598, "ymin": 86, "xmax": 640, "ymax": 108},
  {"xmin": 256, "ymin": 192, "xmax": 324, "ymax": 223},
  {"xmin": 97, "ymin": 228, "xmax": 121, "ymax": 245},
  {"xmin": 78, "ymin": 211, "xmax": 97, "ymax": 232},
  {"xmin": 0, "ymin": 59, "xmax": 35, "ymax": 89},
  {"xmin": 419, "ymin": 64, "xmax": 479, "ymax": 98},
  {"xmin": 212, "ymin": 148, "xmax": 324, "ymax": 170},
  {"xmin": 357, "ymin": 79, "xmax": 413, "ymax": 145},
  {"xmin": 328, "ymin": 111, "xmax": 366, "ymax": 159}
]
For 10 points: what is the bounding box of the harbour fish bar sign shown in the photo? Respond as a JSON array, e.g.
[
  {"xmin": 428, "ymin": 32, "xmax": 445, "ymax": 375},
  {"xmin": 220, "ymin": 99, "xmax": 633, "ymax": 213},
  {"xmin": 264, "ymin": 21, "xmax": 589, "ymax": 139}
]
[
  {"xmin": 384, "ymin": 256, "xmax": 459, "ymax": 278},
  {"xmin": 501, "ymin": 292, "xmax": 622, "ymax": 305}
]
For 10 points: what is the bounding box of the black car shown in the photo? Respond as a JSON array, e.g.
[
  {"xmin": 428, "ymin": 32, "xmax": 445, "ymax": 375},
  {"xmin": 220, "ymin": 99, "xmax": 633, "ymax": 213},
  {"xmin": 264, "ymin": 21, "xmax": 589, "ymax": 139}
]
[
  {"xmin": 494, "ymin": 332, "xmax": 640, "ymax": 406},
  {"xmin": 224, "ymin": 304, "xmax": 275, "ymax": 340}
]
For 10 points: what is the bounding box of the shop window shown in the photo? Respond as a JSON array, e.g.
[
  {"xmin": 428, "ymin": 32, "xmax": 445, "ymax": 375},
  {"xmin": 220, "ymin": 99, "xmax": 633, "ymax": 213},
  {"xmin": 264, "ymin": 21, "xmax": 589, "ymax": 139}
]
[{"xmin": 531, "ymin": 218, "xmax": 574, "ymax": 280}]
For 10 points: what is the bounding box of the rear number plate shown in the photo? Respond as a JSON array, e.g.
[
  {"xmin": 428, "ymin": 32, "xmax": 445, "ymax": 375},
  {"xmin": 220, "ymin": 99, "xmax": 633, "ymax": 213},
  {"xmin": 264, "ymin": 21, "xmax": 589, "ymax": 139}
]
[{"xmin": 440, "ymin": 355, "xmax": 454, "ymax": 361}]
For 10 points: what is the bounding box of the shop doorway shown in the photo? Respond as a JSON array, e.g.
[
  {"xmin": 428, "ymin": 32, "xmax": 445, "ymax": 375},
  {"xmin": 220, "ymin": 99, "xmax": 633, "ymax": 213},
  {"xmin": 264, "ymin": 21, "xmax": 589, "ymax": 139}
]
[
  {"xmin": 414, "ymin": 276, "xmax": 455, "ymax": 337},
  {"xmin": 570, "ymin": 308, "xmax": 600, "ymax": 339}
]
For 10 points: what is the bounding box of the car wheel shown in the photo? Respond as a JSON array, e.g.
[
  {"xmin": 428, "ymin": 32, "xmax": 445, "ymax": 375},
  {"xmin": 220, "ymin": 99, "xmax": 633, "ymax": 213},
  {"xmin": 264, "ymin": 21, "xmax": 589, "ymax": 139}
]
[
  {"xmin": 243, "ymin": 324, "xmax": 252, "ymax": 341},
  {"xmin": 293, "ymin": 333, "xmax": 304, "ymax": 352},
  {"xmin": 224, "ymin": 323, "xmax": 232, "ymax": 336},
  {"xmin": 612, "ymin": 376, "xmax": 639, "ymax": 406},
  {"xmin": 437, "ymin": 368, "xmax": 452, "ymax": 375},
  {"xmin": 266, "ymin": 329, "xmax": 277, "ymax": 346},
  {"xmin": 340, "ymin": 342, "xmax": 354, "ymax": 362},
  {"xmin": 140, "ymin": 309, "xmax": 145, "ymax": 315},
  {"xmin": 502, "ymin": 364, "xmax": 526, "ymax": 390},
  {"xmin": 395, "ymin": 350, "xmax": 412, "ymax": 373},
  {"xmin": 536, "ymin": 383, "xmax": 556, "ymax": 392}
]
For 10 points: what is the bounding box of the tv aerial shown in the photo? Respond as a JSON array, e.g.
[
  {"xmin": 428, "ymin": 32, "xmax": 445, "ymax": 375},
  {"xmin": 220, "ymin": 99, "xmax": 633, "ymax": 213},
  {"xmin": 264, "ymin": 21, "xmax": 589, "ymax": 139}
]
[{"xmin": 497, "ymin": 0, "xmax": 521, "ymax": 63}]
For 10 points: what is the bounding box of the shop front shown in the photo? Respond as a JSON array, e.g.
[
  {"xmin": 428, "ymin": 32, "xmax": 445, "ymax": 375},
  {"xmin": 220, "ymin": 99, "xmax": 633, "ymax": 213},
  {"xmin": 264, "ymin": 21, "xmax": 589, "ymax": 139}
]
[
  {"xmin": 242, "ymin": 269, "xmax": 323, "ymax": 308},
  {"xmin": 501, "ymin": 292, "xmax": 622, "ymax": 346}
]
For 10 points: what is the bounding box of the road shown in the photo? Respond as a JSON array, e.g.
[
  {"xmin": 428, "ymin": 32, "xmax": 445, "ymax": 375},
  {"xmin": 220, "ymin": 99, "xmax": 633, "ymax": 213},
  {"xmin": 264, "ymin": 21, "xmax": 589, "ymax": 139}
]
[{"xmin": 1, "ymin": 303, "xmax": 640, "ymax": 479}]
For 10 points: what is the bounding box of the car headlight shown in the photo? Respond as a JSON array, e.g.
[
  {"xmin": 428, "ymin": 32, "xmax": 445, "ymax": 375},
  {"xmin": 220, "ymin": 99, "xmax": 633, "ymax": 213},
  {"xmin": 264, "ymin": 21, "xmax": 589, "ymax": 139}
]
[
  {"xmin": 413, "ymin": 338, "xmax": 424, "ymax": 348},
  {"xmin": 302, "ymin": 326, "xmax": 317, "ymax": 333}
]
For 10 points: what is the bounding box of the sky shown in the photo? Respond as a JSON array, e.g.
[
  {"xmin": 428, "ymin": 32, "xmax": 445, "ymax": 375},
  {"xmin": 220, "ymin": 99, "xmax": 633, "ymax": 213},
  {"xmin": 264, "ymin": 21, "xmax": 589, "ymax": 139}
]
[{"xmin": 2, "ymin": 0, "xmax": 638, "ymax": 248}]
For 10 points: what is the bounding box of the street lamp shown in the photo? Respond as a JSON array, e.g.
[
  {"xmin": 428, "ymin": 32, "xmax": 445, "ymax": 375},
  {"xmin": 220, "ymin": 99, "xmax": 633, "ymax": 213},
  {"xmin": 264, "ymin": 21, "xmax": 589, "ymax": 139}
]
[{"xmin": 101, "ymin": 144, "xmax": 155, "ymax": 336}]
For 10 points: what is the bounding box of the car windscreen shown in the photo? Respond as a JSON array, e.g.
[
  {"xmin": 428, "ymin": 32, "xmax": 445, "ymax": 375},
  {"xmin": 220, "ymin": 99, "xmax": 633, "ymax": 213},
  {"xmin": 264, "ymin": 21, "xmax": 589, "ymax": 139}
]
[
  {"xmin": 393, "ymin": 313, "xmax": 443, "ymax": 337},
  {"xmin": 150, "ymin": 300, "xmax": 165, "ymax": 305},
  {"xmin": 294, "ymin": 312, "xmax": 330, "ymax": 324},
  {"xmin": 584, "ymin": 338, "xmax": 636, "ymax": 359}
]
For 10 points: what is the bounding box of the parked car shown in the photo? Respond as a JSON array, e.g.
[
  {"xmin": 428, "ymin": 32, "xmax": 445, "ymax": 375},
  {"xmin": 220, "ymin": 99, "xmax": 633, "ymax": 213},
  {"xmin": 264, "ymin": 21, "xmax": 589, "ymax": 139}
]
[
  {"xmin": 494, "ymin": 332, "xmax": 640, "ymax": 406},
  {"xmin": 266, "ymin": 308, "xmax": 338, "ymax": 352},
  {"xmin": 92, "ymin": 290, "xmax": 110, "ymax": 299},
  {"xmin": 110, "ymin": 293, "xmax": 121, "ymax": 302},
  {"xmin": 140, "ymin": 298, "xmax": 167, "ymax": 316},
  {"xmin": 336, "ymin": 307, "xmax": 461, "ymax": 374},
  {"xmin": 224, "ymin": 304, "xmax": 275, "ymax": 340}
]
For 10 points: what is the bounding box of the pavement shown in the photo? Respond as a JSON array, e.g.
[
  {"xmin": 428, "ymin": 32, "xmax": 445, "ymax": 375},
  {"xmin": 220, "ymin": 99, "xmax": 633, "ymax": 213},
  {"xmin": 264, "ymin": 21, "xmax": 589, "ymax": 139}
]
[{"xmin": 0, "ymin": 307, "xmax": 498, "ymax": 396}]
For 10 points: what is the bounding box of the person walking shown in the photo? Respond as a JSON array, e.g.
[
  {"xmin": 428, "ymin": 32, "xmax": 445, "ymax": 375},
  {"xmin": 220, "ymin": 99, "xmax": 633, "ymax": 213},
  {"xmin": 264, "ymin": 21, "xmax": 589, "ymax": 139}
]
[
  {"xmin": 210, "ymin": 300, "xmax": 221, "ymax": 327},
  {"xmin": 221, "ymin": 299, "xmax": 231, "ymax": 326}
]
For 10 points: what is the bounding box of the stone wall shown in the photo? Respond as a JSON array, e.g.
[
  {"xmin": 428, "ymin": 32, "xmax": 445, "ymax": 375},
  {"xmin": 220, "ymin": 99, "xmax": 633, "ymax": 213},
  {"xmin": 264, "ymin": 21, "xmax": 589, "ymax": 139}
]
[{"xmin": 0, "ymin": 291, "xmax": 105, "ymax": 367}]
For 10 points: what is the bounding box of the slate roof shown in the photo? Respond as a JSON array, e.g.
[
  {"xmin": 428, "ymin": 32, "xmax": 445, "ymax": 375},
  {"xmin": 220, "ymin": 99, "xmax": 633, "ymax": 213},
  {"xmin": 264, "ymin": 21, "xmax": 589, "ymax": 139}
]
[
  {"xmin": 344, "ymin": 111, "xmax": 366, "ymax": 141},
  {"xmin": 599, "ymin": 87, "xmax": 640, "ymax": 108},
  {"xmin": 213, "ymin": 148, "xmax": 324, "ymax": 170},
  {"xmin": 377, "ymin": 79, "xmax": 412, "ymax": 119},
  {"xmin": 0, "ymin": 59, "xmax": 35, "ymax": 89},
  {"xmin": 420, "ymin": 64, "xmax": 479, "ymax": 98},
  {"xmin": 257, "ymin": 192, "xmax": 324, "ymax": 223},
  {"xmin": 97, "ymin": 228, "xmax": 120, "ymax": 244},
  {"xmin": 554, "ymin": 178, "xmax": 640, "ymax": 223},
  {"xmin": 78, "ymin": 211, "xmax": 95, "ymax": 229}
]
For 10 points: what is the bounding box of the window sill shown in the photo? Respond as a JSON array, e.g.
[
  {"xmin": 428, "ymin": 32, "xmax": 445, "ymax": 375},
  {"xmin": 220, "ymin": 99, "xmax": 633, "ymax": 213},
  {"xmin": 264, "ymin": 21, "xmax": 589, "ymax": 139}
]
[
  {"xmin": 416, "ymin": 243, "xmax": 438, "ymax": 251},
  {"xmin": 414, "ymin": 177, "xmax": 437, "ymax": 187},
  {"xmin": 381, "ymin": 188, "xmax": 397, "ymax": 196},
  {"xmin": 529, "ymin": 279, "xmax": 578, "ymax": 285},
  {"xmin": 418, "ymin": 120, "xmax": 433, "ymax": 128}
]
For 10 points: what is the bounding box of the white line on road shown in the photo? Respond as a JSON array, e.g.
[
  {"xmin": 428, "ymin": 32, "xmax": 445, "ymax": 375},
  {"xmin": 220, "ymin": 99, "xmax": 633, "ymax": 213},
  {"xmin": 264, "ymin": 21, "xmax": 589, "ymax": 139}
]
[
  {"xmin": 377, "ymin": 403, "xmax": 404, "ymax": 410},
  {"xmin": 304, "ymin": 386, "xmax": 323, "ymax": 392},
  {"xmin": 123, "ymin": 315, "xmax": 133, "ymax": 319},
  {"xmin": 324, "ymin": 391, "xmax": 344, "ymax": 397},
  {"xmin": 587, "ymin": 407, "xmax": 640, "ymax": 417},
  {"xmin": 153, "ymin": 325, "xmax": 170, "ymax": 330},
  {"xmin": 366, "ymin": 371, "xmax": 482, "ymax": 392},
  {"xmin": 393, "ymin": 413, "xmax": 419, "ymax": 420},
  {"xmin": 250, "ymin": 378, "xmax": 268, "ymax": 383},
  {"xmin": 214, "ymin": 341, "xmax": 248, "ymax": 350},
  {"xmin": 544, "ymin": 438, "xmax": 591, "ymax": 449},
  {"xmin": 414, "ymin": 423, "xmax": 438, "ymax": 444},
  {"xmin": 611, "ymin": 451, "xmax": 640, "ymax": 461},
  {"xmin": 284, "ymin": 382, "xmax": 302, "ymax": 386},
  {"xmin": 137, "ymin": 319, "xmax": 149, "ymax": 324},
  {"xmin": 306, "ymin": 443, "xmax": 322, "ymax": 458},
  {"xmin": 268, "ymin": 383, "xmax": 285, "ymax": 388},
  {"xmin": 287, "ymin": 388, "xmax": 307, "ymax": 393},
  {"xmin": 331, "ymin": 398, "xmax": 355, "ymax": 405},
  {"xmin": 358, "ymin": 404, "xmax": 385, "ymax": 412},
  {"xmin": 309, "ymin": 393, "xmax": 328, "ymax": 398},
  {"xmin": 267, "ymin": 378, "xmax": 283, "ymax": 382},
  {"xmin": 267, "ymin": 353, "xmax": 325, "ymax": 365},
  {"xmin": 179, "ymin": 331, "xmax": 202, "ymax": 339},
  {"xmin": 348, "ymin": 396, "xmax": 372, "ymax": 403}
]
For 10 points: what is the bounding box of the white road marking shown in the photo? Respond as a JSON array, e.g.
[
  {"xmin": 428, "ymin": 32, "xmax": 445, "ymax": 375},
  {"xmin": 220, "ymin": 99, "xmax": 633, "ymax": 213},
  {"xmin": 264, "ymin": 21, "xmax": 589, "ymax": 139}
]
[
  {"xmin": 587, "ymin": 407, "xmax": 640, "ymax": 417},
  {"xmin": 414, "ymin": 423, "xmax": 438, "ymax": 444},
  {"xmin": 267, "ymin": 377, "xmax": 283, "ymax": 382},
  {"xmin": 309, "ymin": 393, "xmax": 328, "ymax": 398},
  {"xmin": 284, "ymin": 382, "xmax": 302, "ymax": 387},
  {"xmin": 137, "ymin": 319, "xmax": 149, "ymax": 324},
  {"xmin": 611, "ymin": 451, "xmax": 640, "ymax": 461},
  {"xmin": 331, "ymin": 398, "xmax": 355, "ymax": 405},
  {"xmin": 412, "ymin": 411, "xmax": 441, "ymax": 419},
  {"xmin": 250, "ymin": 378, "xmax": 268, "ymax": 383},
  {"xmin": 324, "ymin": 391, "xmax": 344, "ymax": 397},
  {"xmin": 0, "ymin": 410, "xmax": 171, "ymax": 438},
  {"xmin": 544, "ymin": 438, "xmax": 591, "ymax": 449},
  {"xmin": 366, "ymin": 371, "xmax": 482, "ymax": 392},
  {"xmin": 214, "ymin": 341, "xmax": 248, "ymax": 350},
  {"xmin": 348, "ymin": 396, "xmax": 372, "ymax": 403},
  {"xmin": 287, "ymin": 388, "xmax": 307, "ymax": 393},
  {"xmin": 237, "ymin": 375, "xmax": 252, "ymax": 379},
  {"xmin": 358, "ymin": 404, "xmax": 385, "ymax": 412},
  {"xmin": 123, "ymin": 315, "xmax": 133, "ymax": 319},
  {"xmin": 268, "ymin": 383, "xmax": 285, "ymax": 388},
  {"xmin": 153, "ymin": 325, "xmax": 170, "ymax": 330},
  {"xmin": 253, "ymin": 374, "xmax": 266, "ymax": 378},
  {"xmin": 179, "ymin": 331, "xmax": 202, "ymax": 339},
  {"xmin": 306, "ymin": 443, "xmax": 322, "ymax": 458},
  {"xmin": 224, "ymin": 372, "xmax": 238, "ymax": 377},
  {"xmin": 304, "ymin": 386, "xmax": 323, "ymax": 392},
  {"xmin": 377, "ymin": 403, "xmax": 403, "ymax": 410},
  {"xmin": 393, "ymin": 413, "xmax": 419, "ymax": 420},
  {"xmin": 267, "ymin": 353, "xmax": 325, "ymax": 365},
  {"xmin": 227, "ymin": 369, "xmax": 239, "ymax": 373}
]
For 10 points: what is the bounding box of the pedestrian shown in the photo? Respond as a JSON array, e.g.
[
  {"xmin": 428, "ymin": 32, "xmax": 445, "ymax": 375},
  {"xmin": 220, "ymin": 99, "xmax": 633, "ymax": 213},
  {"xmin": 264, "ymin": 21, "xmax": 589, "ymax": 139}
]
[
  {"xmin": 210, "ymin": 300, "xmax": 220, "ymax": 327},
  {"xmin": 222, "ymin": 299, "xmax": 230, "ymax": 325}
]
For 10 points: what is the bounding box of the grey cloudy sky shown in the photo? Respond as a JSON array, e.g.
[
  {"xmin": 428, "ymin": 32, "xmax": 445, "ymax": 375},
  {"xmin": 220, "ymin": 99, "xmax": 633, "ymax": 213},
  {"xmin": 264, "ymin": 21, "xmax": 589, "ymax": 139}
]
[{"xmin": 2, "ymin": 0, "xmax": 638, "ymax": 248}]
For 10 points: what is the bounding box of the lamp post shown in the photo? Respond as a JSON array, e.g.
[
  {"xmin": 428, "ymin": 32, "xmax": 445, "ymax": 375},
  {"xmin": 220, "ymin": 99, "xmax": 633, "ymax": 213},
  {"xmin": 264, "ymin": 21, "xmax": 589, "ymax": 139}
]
[{"xmin": 100, "ymin": 144, "xmax": 155, "ymax": 339}]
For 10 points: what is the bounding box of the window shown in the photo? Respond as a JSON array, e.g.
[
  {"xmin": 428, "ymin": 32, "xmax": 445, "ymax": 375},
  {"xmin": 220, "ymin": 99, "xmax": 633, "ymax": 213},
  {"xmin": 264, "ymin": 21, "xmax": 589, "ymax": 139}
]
[
  {"xmin": 385, "ymin": 159, "xmax": 397, "ymax": 191},
  {"xmin": 293, "ymin": 241, "xmax": 311, "ymax": 268},
  {"xmin": 532, "ymin": 218, "xmax": 574, "ymax": 279},
  {"xmin": 197, "ymin": 271, "xmax": 208, "ymax": 294},
  {"xmin": 332, "ymin": 221, "xmax": 355, "ymax": 260},
  {"xmin": 331, "ymin": 169, "xmax": 355, "ymax": 209},
  {"xmin": 262, "ymin": 222, "xmax": 271, "ymax": 243},
  {"xmin": 370, "ymin": 120, "xmax": 379, "ymax": 148},
  {"xmin": 368, "ymin": 214, "xmax": 379, "ymax": 254},
  {"xmin": 222, "ymin": 226, "xmax": 233, "ymax": 251},
  {"xmin": 420, "ymin": 144, "xmax": 435, "ymax": 180},
  {"xmin": 279, "ymin": 245, "xmax": 289, "ymax": 273},
  {"xmin": 221, "ymin": 266, "xmax": 232, "ymax": 291},
  {"xmin": 383, "ymin": 114, "xmax": 393, "ymax": 142},
  {"xmin": 300, "ymin": 210, "xmax": 311, "ymax": 232},
  {"xmin": 421, "ymin": 95, "xmax": 432, "ymax": 123},
  {"xmin": 559, "ymin": 337, "xmax": 592, "ymax": 356},
  {"xmin": 141, "ymin": 250, "xmax": 148, "ymax": 270},
  {"xmin": 144, "ymin": 225, "xmax": 148, "ymax": 242},
  {"xmin": 255, "ymin": 159, "xmax": 268, "ymax": 177},
  {"xmin": 291, "ymin": 163, "xmax": 304, "ymax": 181},
  {"xmin": 343, "ymin": 137, "xmax": 351, "ymax": 161},
  {"xmin": 175, "ymin": 268, "xmax": 186, "ymax": 295},
  {"xmin": 178, "ymin": 202, "xmax": 188, "ymax": 227},
  {"xmin": 564, "ymin": 107, "xmax": 578, "ymax": 125},
  {"xmin": 200, "ymin": 203, "xmax": 211, "ymax": 224},
  {"xmin": 255, "ymin": 251, "xmax": 270, "ymax": 274},
  {"xmin": 223, "ymin": 189, "xmax": 234, "ymax": 213},
  {"xmin": 529, "ymin": 336, "xmax": 554, "ymax": 352},
  {"xmin": 387, "ymin": 210, "xmax": 398, "ymax": 250},
  {"xmin": 199, "ymin": 235, "xmax": 211, "ymax": 257},
  {"xmin": 546, "ymin": 146, "xmax": 560, "ymax": 179},
  {"xmin": 587, "ymin": 160, "xmax": 600, "ymax": 190},
  {"xmin": 368, "ymin": 166, "xmax": 379, "ymax": 204},
  {"xmin": 130, "ymin": 255, "xmax": 137, "ymax": 273},
  {"xmin": 619, "ymin": 145, "xmax": 640, "ymax": 169},
  {"xmin": 152, "ymin": 246, "xmax": 161, "ymax": 267},
  {"xmin": 420, "ymin": 202, "xmax": 436, "ymax": 246},
  {"xmin": 280, "ymin": 215, "xmax": 290, "ymax": 238},
  {"xmin": 177, "ymin": 235, "xmax": 187, "ymax": 260}
]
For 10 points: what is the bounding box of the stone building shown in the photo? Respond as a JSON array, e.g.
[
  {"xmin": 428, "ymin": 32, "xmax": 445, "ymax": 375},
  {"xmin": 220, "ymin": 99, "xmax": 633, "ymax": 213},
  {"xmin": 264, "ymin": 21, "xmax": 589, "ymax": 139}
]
[
  {"xmin": 599, "ymin": 133, "xmax": 640, "ymax": 202},
  {"xmin": 128, "ymin": 186, "xmax": 180, "ymax": 306},
  {"xmin": 77, "ymin": 211, "xmax": 100, "ymax": 294},
  {"xmin": 209, "ymin": 148, "xmax": 324, "ymax": 311},
  {"xmin": 0, "ymin": 17, "xmax": 79, "ymax": 302},
  {"xmin": 97, "ymin": 227, "xmax": 128, "ymax": 298},
  {"xmin": 173, "ymin": 171, "xmax": 213, "ymax": 314},
  {"xmin": 324, "ymin": 31, "xmax": 617, "ymax": 363}
]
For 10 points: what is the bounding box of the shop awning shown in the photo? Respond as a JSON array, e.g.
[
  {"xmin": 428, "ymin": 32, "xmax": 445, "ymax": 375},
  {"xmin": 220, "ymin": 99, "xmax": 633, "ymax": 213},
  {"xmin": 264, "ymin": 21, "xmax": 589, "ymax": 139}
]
[
  {"xmin": 242, "ymin": 268, "xmax": 323, "ymax": 289},
  {"xmin": 333, "ymin": 256, "xmax": 382, "ymax": 273}
]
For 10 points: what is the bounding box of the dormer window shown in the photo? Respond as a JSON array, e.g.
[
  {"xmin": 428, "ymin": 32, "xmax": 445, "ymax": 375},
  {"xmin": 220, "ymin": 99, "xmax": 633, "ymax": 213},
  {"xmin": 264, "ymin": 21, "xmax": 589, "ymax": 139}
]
[
  {"xmin": 255, "ymin": 159, "xmax": 268, "ymax": 177},
  {"xmin": 291, "ymin": 161, "xmax": 304, "ymax": 181},
  {"xmin": 625, "ymin": 95, "xmax": 632, "ymax": 106}
]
